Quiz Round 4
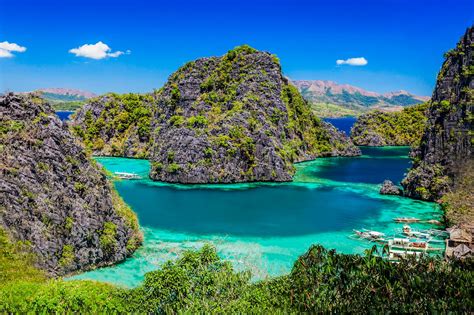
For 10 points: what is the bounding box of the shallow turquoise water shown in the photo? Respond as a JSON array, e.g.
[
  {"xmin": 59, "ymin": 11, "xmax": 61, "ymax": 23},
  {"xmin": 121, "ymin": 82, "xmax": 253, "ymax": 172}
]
[{"xmin": 69, "ymin": 147, "xmax": 443, "ymax": 287}]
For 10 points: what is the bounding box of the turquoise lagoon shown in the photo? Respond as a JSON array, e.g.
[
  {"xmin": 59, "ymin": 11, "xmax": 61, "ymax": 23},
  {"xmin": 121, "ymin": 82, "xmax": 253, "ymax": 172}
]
[{"xmin": 69, "ymin": 147, "xmax": 443, "ymax": 287}]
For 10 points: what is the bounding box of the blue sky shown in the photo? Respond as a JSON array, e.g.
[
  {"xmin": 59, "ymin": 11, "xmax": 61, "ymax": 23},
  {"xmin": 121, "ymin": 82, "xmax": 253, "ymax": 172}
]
[{"xmin": 0, "ymin": 0, "xmax": 472, "ymax": 95}]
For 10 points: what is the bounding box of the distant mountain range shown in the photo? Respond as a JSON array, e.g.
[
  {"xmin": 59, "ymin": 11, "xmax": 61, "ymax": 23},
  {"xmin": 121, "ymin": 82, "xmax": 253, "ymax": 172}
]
[
  {"xmin": 20, "ymin": 83, "xmax": 429, "ymax": 117},
  {"xmin": 34, "ymin": 88, "xmax": 97, "ymax": 111},
  {"xmin": 292, "ymin": 80, "xmax": 430, "ymax": 117}
]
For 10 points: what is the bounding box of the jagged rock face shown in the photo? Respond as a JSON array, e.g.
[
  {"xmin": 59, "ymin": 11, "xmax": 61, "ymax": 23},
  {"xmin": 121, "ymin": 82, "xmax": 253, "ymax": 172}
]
[
  {"xmin": 70, "ymin": 93, "xmax": 153, "ymax": 158},
  {"xmin": 149, "ymin": 46, "xmax": 360, "ymax": 183},
  {"xmin": 379, "ymin": 180, "xmax": 402, "ymax": 196},
  {"xmin": 402, "ymin": 26, "xmax": 474, "ymax": 201},
  {"xmin": 0, "ymin": 94, "xmax": 142, "ymax": 275}
]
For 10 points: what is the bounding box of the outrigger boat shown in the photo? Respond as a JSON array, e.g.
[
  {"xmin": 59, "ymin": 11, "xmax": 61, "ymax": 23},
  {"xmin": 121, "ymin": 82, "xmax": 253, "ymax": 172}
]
[
  {"xmin": 400, "ymin": 225, "xmax": 446, "ymax": 243},
  {"xmin": 114, "ymin": 172, "xmax": 141, "ymax": 180},
  {"xmin": 351, "ymin": 229, "xmax": 386, "ymax": 242},
  {"xmin": 388, "ymin": 238, "xmax": 443, "ymax": 252},
  {"xmin": 402, "ymin": 225, "xmax": 430, "ymax": 239},
  {"xmin": 394, "ymin": 217, "xmax": 420, "ymax": 223}
]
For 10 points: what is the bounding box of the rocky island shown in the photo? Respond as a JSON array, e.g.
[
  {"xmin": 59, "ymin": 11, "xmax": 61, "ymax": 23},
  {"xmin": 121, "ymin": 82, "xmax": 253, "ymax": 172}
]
[
  {"xmin": 149, "ymin": 45, "xmax": 360, "ymax": 183},
  {"xmin": 351, "ymin": 103, "xmax": 428, "ymax": 146},
  {"xmin": 0, "ymin": 93, "xmax": 142, "ymax": 275}
]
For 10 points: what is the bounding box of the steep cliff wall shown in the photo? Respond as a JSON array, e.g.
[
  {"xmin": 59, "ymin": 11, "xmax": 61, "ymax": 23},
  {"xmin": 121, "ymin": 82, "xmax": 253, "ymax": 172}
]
[
  {"xmin": 0, "ymin": 93, "xmax": 142, "ymax": 275},
  {"xmin": 402, "ymin": 26, "xmax": 473, "ymax": 201},
  {"xmin": 149, "ymin": 46, "xmax": 360, "ymax": 183}
]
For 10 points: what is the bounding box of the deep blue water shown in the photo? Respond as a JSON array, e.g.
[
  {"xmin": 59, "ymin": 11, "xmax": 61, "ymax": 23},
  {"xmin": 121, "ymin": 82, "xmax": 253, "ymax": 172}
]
[
  {"xmin": 56, "ymin": 111, "xmax": 73, "ymax": 121},
  {"xmin": 323, "ymin": 117, "xmax": 357, "ymax": 135},
  {"xmin": 115, "ymin": 182, "xmax": 384, "ymax": 237},
  {"xmin": 69, "ymin": 147, "xmax": 440, "ymax": 286},
  {"xmin": 310, "ymin": 146, "xmax": 411, "ymax": 185}
]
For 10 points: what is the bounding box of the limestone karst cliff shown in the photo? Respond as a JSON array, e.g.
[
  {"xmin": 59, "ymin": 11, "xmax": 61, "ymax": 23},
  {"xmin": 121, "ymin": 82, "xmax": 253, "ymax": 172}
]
[
  {"xmin": 0, "ymin": 93, "xmax": 142, "ymax": 275},
  {"xmin": 149, "ymin": 45, "xmax": 360, "ymax": 183},
  {"xmin": 402, "ymin": 26, "xmax": 473, "ymax": 202}
]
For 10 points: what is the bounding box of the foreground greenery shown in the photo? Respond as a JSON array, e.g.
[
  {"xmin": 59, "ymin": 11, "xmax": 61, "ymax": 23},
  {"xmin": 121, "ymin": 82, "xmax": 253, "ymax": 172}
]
[
  {"xmin": 1, "ymin": 229, "xmax": 472, "ymax": 313},
  {"xmin": 351, "ymin": 103, "xmax": 428, "ymax": 146}
]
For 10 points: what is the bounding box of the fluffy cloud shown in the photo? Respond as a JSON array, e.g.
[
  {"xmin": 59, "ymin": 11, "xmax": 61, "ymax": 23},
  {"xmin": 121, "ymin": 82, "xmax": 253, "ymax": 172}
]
[
  {"xmin": 0, "ymin": 41, "xmax": 27, "ymax": 58},
  {"xmin": 336, "ymin": 57, "xmax": 368, "ymax": 66},
  {"xmin": 69, "ymin": 41, "xmax": 128, "ymax": 60}
]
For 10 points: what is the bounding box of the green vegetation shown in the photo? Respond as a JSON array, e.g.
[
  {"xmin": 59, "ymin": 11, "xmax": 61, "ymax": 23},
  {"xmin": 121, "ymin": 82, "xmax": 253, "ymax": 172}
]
[
  {"xmin": 109, "ymin": 185, "xmax": 142, "ymax": 253},
  {"xmin": 351, "ymin": 103, "xmax": 428, "ymax": 146},
  {"xmin": 1, "ymin": 240, "xmax": 472, "ymax": 313},
  {"xmin": 0, "ymin": 120, "xmax": 25, "ymax": 136},
  {"xmin": 52, "ymin": 101, "xmax": 85, "ymax": 111},
  {"xmin": 100, "ymin": 222, "xmax": 117, "ymax": 254},
  {"xmin": 310, "ymin": 102, "xmax": 360, "ymax": 117},
  {"xmin": 58, "ymin": 245, "xmax": 74, "ymax": 267},
  {"xmin": 280, "ymin": 84, "xmax": 335, "ymax": 158},
  {"xmin": 441, "ymin": 161, "xmax": 474, "ymax": 225},
  {"xmin": 71, "ymin": 93, "xmax": 153, "ymax": 158},
  {"xmin": 37, "ymin": 92, "xmax": 87, "ymax": 111}
]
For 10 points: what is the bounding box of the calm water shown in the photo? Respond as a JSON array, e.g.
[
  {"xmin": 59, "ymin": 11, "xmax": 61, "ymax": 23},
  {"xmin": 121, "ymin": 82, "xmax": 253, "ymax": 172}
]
[
  {"xmin": 56, "ymin": 111, "xmax": 74, "ymax": 121},
  {"xmin": 323, "ymin": 117, "xmax": 357, "ymax": 135},
  {"xmin": 69, "ymin": 147, "xmax": 442, "ymax": 287}
]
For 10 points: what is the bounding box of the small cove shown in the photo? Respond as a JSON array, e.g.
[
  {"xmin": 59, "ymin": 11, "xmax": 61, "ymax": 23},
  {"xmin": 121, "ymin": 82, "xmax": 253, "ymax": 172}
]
[{"xmin": 69, "ymin": 147, "xmax": 443, "ymax": 287}]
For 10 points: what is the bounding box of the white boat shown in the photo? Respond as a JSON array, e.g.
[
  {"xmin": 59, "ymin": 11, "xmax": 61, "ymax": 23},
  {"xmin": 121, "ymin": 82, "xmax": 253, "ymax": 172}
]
[
  {"xmin": 401, "ymin": 225, "xmax": 447, "ymax": 243},
  {"xmin": 114, "ymin": 172, "xmax": 141, "ymax": 180},
  {"xmin": 388, "ymin": 249, "xmax": 424, "ymax": 261},
  {"xmin": 402, "ymin": 225, "xmax": 430, "ymax": 239},
  {"xmin": 352, "ymin": 229, "xmax": 386, "ymax": 242},
  {"xmin": 394, "ymin": 217, "xmax": 420, "ymax": 223},
  {"xmin": 388, "ymin": 238, "xmax": 442, "ymax": 252}
]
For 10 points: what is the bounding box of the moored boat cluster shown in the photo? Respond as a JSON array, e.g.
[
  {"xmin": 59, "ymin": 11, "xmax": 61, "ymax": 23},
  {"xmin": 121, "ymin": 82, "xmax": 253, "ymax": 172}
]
[{"xmin": 351, "ymin": 217, "xmax": 449, "ymax": 261}]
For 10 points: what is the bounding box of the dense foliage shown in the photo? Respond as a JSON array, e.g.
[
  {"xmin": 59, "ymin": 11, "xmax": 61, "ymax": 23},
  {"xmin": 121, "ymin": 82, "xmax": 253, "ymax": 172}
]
[
  {"xmin": 441, "ymin": 160, "xmax": 474, "ymax": 225},
  {"xmin": 351, "ymin": 103, "xmax": 428, "ymax": 146},
  {"xmin": 1, "ymin": 240, "xmax": 472, "ymax": 313},
  {"xmin": 310, "ymin": 102, "xmax": 360, "ymax": 117},
  {"xmin": 71, "ymin": 93, "xmax": 153, "ymax": 158}
]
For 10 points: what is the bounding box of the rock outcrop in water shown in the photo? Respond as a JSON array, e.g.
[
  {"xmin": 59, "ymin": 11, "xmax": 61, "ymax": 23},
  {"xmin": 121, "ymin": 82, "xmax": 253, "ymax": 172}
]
[
  {"xmin": 379, "ymin": 180, "xmax": 402, "ymax": 196},
  {"xmin": 402, "ymin": 26, "xmax": 473, "ymax": 201},
  {"xmin": 149, "ymin": 45, "xmax": 360, "ymax": 183},
  {"xmin": 71, "ymin": 93, "xmax": 153, "ymax": 158},
  {"xmin": 351, "ymin": 103, "xmax": 428, "ymax": 146},
  {"xmin": 0, "ymin": 93, "xmax": 142, "ymax": 275}
]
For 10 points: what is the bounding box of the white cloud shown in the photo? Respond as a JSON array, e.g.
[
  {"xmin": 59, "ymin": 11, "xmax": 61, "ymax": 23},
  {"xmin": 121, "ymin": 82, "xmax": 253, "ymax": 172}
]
[
  {"xmin": 68, "ymin": 41, "xmax": 128, "ymax": 60},
  {"xmin": 0, "ymin": 41, "xmax": 27, "ymax": 58},
  {"xmin": 336, "ymin": 57, "xmax": 368, "ymax": 66}
]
